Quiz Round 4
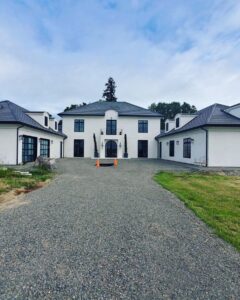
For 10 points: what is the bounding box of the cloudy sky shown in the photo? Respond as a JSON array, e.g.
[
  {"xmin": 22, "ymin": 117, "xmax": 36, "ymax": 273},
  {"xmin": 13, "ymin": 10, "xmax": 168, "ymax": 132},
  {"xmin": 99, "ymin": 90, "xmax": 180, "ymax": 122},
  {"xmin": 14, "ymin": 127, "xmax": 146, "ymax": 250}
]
[{"xmin": 0, "ymin": 0, "xmax": 240, "ymax": 113}]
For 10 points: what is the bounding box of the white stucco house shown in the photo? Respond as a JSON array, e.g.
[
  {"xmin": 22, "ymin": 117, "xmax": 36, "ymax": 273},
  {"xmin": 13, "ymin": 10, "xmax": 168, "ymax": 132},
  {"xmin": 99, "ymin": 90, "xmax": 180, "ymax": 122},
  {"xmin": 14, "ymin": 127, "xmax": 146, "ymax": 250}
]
[
  {"xmin": 58, "ymin": 101, "xmax": 162, "ymax": 159},
  {"xmin": 2, "ymin": 99, "xmax": 240, "ymax": 167},
  {"xmin": 155, "ymin": 103, "xmax": 240, "ymax": 167},
  {"xmin": 0, "ymin": 100, "xmax": 66, "ymax": 165}
]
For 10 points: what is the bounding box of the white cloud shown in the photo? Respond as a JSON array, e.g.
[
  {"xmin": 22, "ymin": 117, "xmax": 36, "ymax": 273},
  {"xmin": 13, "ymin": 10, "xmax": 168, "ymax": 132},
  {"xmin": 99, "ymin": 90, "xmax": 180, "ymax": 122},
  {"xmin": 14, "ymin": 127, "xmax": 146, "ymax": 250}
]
[{"xmin": 0, "ymin": 0, "xmax": 240, "ymax": 114}]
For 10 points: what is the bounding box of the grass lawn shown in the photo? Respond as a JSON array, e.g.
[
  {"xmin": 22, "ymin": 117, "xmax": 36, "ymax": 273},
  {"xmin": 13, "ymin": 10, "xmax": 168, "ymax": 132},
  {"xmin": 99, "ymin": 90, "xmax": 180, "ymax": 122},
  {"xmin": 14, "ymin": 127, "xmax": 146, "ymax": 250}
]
[
  {"xmin": 154, "ymin": 172, "xmax": 240, "ymax": 251},
  {"xmin": 0, "ymin": 167, "xmax": 53, "ymax": 197}
]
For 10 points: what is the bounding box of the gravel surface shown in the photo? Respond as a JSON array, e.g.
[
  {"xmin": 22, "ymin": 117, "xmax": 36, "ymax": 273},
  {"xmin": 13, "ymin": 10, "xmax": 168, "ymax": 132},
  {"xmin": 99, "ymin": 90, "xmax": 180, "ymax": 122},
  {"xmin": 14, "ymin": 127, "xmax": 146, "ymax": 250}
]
[{"xmin": 0, "ymin": 158, "xmax": 239, "ymax": 299}]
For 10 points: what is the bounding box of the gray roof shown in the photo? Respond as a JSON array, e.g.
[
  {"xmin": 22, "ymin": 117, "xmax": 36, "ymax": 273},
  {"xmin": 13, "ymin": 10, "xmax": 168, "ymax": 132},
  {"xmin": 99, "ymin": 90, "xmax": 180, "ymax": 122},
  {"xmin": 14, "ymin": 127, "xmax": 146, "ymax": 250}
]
[
  {"xmin": 58, "ymin": 101, "xmax": 162, "ymax": 117},
  {"xmin": 0, "ymin": 100, "xmax": 66, "ymax": 137},
  {"xmin": 156, "ymin": 103, "xmax": 240, "ymax": 139}
]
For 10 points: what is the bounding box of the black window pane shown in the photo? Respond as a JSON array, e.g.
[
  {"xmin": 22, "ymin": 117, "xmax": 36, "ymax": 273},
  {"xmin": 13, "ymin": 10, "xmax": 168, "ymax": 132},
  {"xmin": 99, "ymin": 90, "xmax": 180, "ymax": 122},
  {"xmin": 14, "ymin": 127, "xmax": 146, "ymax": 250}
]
[
  {"xmin": 40, "ymin": 139, "xmax": 50, "ymax": 158},
  {"xmin": 22, "ymin": 136, "xmax": 37, "ymax": 163},
  {"xmin": 169, "ymin": 140, "xmax": 175, "ymax": 157},
  {"xmin": 74, "ymin": 139, "xmax": 84, "ymax": 157},
  {"xmin": 74, "ymin": 119, "xmax": 85, "ymax": 132},
  {"xmin": 138, "ymin": 140, "xmax": 148, "ymax": 157},
  {"xmin": 183, "ymin": 138, "xmax": 191, "ymax": 158},
  {"xmin": 106, "ymin": 120, "xmax": 117, "ymax": 135},
  {"xmin": 176, "ymin": 118, "xmax": 180, "ymax": 128},
  {"xmin": 138, "ymin": 120, "xmax": 148, "ymax": 133},
  {"xmin": 45, "ymin": 116, "xmax": 48, "ymax": 127}
]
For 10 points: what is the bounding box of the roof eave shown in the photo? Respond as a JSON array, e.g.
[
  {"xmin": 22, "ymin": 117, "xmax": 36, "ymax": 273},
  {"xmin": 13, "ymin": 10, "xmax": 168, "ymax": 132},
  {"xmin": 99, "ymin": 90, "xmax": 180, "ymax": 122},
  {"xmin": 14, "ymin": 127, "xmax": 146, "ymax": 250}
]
[
  {"xmin": 0, "ymin": 121, "xmax": 66, "ymax": 138},
  {"xmin": 155, "ymin": 123, "xmax": 240, "ymax": 139}
]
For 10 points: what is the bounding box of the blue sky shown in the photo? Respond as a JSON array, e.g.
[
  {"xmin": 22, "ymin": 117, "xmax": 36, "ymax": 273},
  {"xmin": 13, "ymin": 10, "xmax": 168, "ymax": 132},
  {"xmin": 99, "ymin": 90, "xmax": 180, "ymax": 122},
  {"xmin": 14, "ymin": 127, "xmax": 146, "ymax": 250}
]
[{"xmin": 0, "ymin": 0, "xmax": 240, "ymax": 113}]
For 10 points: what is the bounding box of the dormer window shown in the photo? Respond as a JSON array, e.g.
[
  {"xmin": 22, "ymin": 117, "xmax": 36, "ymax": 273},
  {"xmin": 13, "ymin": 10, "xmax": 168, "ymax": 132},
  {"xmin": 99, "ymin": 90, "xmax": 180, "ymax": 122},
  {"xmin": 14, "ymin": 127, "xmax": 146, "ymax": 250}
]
[
  {"xmin": 166, "ymin": 123, "xmax": 169, "ymax": 131},
  {"xmin": 176, "ymin": 118, "xmax": 180, "ymax": 128},
  {"xmin": 55, "ymin": 121, "xmax": 57, "ymax": 130},
  {"xmin": 44, "ymin": 116, "xmax": 48, "ymax": 127}
]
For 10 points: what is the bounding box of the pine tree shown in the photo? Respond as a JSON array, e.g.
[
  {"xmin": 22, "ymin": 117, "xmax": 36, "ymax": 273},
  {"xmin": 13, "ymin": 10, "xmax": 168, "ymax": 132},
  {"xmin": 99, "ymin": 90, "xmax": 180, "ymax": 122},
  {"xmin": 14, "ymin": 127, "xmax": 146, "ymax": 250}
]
[{"xmin": 102, "ymin": 77, "xmax": 117, "ymax": 102}]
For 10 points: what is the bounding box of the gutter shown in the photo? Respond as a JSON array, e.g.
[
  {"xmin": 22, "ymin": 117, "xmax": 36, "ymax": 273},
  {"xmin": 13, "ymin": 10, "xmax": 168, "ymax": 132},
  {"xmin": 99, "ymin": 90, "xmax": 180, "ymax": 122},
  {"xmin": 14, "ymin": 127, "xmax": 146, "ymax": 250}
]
[
  {"xmin": 201, "ymin": 128, "xmax": 208, "ymax": 167},
  {"xmin": 16, "ymin": 125, "xmax": 24, "ymax": 165}
]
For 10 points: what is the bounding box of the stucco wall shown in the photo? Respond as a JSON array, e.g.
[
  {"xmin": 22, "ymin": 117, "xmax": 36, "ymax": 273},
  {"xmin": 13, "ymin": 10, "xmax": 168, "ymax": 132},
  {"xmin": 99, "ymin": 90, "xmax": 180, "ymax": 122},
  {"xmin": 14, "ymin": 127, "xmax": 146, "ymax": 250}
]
[
  {"xmin": 158, "ymin": 129, "xmax": 207, "ymax": 165},
  {"xmin": 208, "ymin": 127, "xmax": 240, "ymax": 167},
  {"xmin": 62, "ymin": 110, "xmax": 161, "ymax": 158},
  {"xmin": 0, "ymin": 124, "xmax": 64, "ymax": 165},
  {"xmin": 0, "ymin": 124, "xmax": 18, "ymax": 165},
  {"xmin": 26, "ymin": 112, "xmax": 50, "ymax": 128}
]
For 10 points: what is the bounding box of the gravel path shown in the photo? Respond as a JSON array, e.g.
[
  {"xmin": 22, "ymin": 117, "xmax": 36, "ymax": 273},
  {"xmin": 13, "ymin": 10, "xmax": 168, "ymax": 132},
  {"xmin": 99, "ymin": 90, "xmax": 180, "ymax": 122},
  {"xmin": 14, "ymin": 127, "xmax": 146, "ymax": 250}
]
[{"xmin": 0, "ymin": 159, "xmax": 239, "ymax": 299}]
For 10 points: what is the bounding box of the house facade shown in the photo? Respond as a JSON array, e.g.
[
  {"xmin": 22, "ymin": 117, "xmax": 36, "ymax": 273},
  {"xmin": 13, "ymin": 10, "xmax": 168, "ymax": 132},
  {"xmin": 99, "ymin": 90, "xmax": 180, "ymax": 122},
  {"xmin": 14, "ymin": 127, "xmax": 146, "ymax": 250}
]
[
  {"xmin": 59, "ymin": 101, "xmax": 162, "ymax": 159},
  {"xmin": 0, "ymin": 101, "xmax": 66, "ymax": 165},
  {"xmin": 2, "ymin": 99, "xmax": 240, "ymax": 167},
  {"xmin": 156, "ymin": 103, "xmax": 240, "ymax": 167}
]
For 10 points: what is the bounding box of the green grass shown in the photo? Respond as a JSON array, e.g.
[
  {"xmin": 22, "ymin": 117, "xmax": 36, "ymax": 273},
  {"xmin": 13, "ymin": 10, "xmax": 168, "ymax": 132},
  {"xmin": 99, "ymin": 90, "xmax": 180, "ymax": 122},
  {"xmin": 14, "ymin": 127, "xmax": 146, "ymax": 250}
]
[
  {"xmin": 0, "ymin": 167, "xmax": 53, "ymax": 196},
  {"xmin": 154, "ymin": 172, "xmax": 240, "ymax": 251}
]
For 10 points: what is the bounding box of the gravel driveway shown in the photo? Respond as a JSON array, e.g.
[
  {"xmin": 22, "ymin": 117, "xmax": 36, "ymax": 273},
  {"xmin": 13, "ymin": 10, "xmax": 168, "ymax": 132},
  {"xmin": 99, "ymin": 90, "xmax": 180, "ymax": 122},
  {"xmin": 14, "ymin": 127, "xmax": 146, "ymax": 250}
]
[{"xmin": 0, "ymin": 159, "xmax": 239, "ymax": 299}]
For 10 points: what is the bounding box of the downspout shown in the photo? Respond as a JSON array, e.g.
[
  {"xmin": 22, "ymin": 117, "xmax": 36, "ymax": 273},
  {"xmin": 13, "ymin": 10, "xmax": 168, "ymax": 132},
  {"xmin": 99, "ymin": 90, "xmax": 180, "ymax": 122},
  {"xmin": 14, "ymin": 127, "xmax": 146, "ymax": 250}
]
[
  {"xmin": 201, "ymin": 128, "xmax": 208, "ymax": 167},
  {"xmin": 16, "ymin": 125, "xmax": 24, "ymax": 165}
]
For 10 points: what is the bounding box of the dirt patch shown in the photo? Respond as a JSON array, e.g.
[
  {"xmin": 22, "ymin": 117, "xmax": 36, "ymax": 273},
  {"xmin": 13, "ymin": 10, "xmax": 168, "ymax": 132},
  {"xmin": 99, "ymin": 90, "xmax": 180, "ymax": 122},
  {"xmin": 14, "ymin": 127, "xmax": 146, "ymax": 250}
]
[
  {"xmin": 0, "ymin": 180, "xmax": 50, "ymax": 212},
  {"xmin": 0, "ymin": 190, "xmax": 29, "ymax": 211}
]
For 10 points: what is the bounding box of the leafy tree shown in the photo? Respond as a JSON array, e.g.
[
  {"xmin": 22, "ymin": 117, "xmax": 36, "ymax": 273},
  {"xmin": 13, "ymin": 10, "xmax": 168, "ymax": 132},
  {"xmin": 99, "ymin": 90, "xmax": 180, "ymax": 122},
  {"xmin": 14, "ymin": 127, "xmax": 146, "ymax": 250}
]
[
  {"xmin": 64, "ymin": 102, "xmax": 87, "ymax": 112},
  {"xmin": 102, "ymin": 77, "xmax": 117, "ymax": 102},
  {"xmin": 149, "ymin": 101, "xmax": 197, "ymax": 130}
]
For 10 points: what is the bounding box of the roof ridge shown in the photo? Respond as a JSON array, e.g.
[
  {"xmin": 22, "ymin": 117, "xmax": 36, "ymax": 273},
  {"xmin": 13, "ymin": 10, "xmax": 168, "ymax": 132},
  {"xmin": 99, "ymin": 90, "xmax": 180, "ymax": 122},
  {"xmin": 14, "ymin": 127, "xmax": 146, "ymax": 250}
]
[{"xmin": 206, "ymin": 103, "xmax": 217, "ymax": 123}]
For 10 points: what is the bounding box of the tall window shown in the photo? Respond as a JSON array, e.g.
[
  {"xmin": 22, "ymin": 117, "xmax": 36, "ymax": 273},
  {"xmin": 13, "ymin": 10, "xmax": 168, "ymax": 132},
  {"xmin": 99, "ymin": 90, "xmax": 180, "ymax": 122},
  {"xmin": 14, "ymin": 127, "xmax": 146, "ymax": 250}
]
[
  {"xmin": 106, "ymin": 120, "xmax": 117, "ymax": 135},
  {"xmin": 169, "ymin": 140, "xmax": 175, "ymax": 157},
  {"xmin": 183, "ymin": 138, "xmax": 191, "ymax": 158},
  {"xmin": 176, "ymin": 118, "xmax": 180, "ymax": 128},
  {"xmin": 74, "ymin": 119, "xmax": 84, "ymax": 132},
  {"xmin": 40, "ymin": 139, "xmax": 50, "ymax": 158},
  {"xmin": 55, "ymin": 121, "xmax": 58, "ymax": 130},
  {"xmin": 166, "ymin": 123, "xmax": 169, "ymax": 131},
  {"xmin": 138, "ymin": 120, "xmax": 148, "ymax": 133},
  {"xmin": 44, "ymin": 116, "xmax": 48, "ymax": 127},
  {"xmin": 22, "ymin": 136, "xmax": 37, "ymax": 163}
]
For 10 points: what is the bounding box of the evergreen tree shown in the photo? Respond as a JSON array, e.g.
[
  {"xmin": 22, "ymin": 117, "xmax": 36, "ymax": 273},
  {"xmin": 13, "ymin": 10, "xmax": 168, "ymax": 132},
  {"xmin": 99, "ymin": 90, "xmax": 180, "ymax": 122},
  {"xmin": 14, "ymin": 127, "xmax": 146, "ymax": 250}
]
[{"xmin": 102, "ymin": 77, "xmax": 117, "ymax": 102}]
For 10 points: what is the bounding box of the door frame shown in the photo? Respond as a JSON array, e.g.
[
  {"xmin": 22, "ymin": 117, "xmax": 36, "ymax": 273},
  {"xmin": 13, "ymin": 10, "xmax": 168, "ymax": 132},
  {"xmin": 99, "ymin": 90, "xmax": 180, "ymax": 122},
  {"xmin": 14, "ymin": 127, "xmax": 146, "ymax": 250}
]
[
  {"xmin": 105, "ymin": 140, "xmax": 118, "ymax": 158},
  {"xmin": 138, "ymin": 140, "xmax": 148, "ymax": 158},
  {"xmin": 22, "ymin": 135, "xmax": 38, "ymax": 163},
  {"xmin": 74, "ymin": 139, "xmax": 84, "ymax": 157}
]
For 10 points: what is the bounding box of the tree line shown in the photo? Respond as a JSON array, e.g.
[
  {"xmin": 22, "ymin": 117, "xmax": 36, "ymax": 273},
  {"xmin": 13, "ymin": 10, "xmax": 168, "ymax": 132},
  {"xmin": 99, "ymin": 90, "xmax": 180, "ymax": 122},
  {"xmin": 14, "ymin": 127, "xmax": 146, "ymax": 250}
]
[{"xmin": 149, "ymin": 102, "xmax": 197, "ymax": 129}]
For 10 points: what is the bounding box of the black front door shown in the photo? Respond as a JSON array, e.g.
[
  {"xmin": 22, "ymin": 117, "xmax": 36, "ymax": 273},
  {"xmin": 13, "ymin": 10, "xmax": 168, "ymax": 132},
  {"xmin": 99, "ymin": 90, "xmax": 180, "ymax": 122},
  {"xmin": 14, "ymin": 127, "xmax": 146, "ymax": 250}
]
[
  {"xmin": 138, "ymin": 140, "xmax": 148, "ymax": 158},
  {"xmin": 105, "ymin": 140, "xmax": 117, "ymax": 158},
  {"xmin": 22, "ymin": 136, "xmax": 37, "ymax": 163},
  {"xmin": 74, "ymin": 140, "xmax": 84, "ymax": 157}
]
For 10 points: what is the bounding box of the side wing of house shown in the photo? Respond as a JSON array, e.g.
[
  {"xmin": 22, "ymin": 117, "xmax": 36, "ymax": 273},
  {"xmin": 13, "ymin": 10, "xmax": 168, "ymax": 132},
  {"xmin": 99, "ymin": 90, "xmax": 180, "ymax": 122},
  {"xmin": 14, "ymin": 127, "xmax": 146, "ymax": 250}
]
[
  {"xmin": 158, "ymin": 129, "xmax": 207, "ymax": 166},
  {"xmin": 17, "ymin": 127, "xmax": 64, "ymax": 164},
  {"xmin": 208, "ymin": 127, "xmax": 240, "ymax": 167}
]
